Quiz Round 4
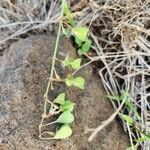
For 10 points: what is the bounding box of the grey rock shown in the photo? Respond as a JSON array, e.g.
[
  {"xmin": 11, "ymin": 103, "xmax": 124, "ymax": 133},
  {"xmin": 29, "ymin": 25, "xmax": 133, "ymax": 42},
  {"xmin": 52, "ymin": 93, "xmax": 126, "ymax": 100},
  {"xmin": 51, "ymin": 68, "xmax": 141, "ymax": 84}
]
[{"xmin": 0, "ymin": 34, "xmax": 129, "ymax": 150}]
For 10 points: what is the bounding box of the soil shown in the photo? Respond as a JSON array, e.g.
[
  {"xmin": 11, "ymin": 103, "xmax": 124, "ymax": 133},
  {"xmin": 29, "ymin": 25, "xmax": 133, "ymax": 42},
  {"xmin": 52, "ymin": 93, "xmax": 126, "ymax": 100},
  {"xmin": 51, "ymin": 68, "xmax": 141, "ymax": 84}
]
[{"xmin": 0, "ymin": 33, "xmax": 129, "ymax": 150}]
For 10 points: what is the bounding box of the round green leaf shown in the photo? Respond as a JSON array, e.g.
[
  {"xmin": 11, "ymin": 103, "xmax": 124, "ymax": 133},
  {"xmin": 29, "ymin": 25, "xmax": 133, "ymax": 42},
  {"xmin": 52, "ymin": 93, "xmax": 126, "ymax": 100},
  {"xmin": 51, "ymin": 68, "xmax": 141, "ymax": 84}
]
[
  {"xmin": 63, "ymin": 27, "xmax": 72, "ymax": 39},
  {"xmin": 71, "ymin": 58, "xmax": 81, "ymax": 69},
  {"xmin": 57, "ymin": 111, "xmax": 74, "ymax": 124},
  {"xmin": 81, "ymin": 39, "xmax": 91, "ymax": 52},
  {"xmin": 53, "ymin": 93, "xmax": 65, "ymax": 105},
  {"xmin": 53, "ymin": 124, "xmax": 72, "ymax": 139},
  {"xmin": 78, "ymin": 49, "xmax": 84, "ymax": 56},
  {"xmin": 75, "ymin": 37, "xmax": 83, "ymax": 46},
  {"xmin": 119, "ymin": 113, "xmax": 134, "ymax": 126},
  {"xmin": 60, "ymin": 100, "xmax": 75, "ymax": 112},
  {"xmin": 62, "ymin": 56, "xmax": 73, "ymax": 67},
  {"xmin": 73, "ymin": 77, "xmax": 85, "ymax": 89},
  {"xmin": 66, "ymin": 75, "xmax": 74, "ymax": 87},
  {"xmin": 72, "ymin": 27, "xmax": 89, "ymax": 41}
]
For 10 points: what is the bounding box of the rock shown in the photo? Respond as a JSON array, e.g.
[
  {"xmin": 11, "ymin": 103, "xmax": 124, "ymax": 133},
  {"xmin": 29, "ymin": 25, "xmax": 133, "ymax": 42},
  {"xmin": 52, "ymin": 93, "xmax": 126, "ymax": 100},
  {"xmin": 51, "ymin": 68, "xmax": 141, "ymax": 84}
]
[{"xmin": 0, "ymin": 34, "xmax": 129, "ymax": 150}]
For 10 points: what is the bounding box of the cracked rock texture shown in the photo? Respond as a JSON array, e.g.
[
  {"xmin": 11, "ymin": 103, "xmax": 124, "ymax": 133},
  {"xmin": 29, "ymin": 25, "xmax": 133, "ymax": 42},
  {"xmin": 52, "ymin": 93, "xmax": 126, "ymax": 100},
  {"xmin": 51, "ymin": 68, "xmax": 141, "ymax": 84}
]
[{"xmin": 0, "ymin": 34, "xmax": 129, "ymax": 150}]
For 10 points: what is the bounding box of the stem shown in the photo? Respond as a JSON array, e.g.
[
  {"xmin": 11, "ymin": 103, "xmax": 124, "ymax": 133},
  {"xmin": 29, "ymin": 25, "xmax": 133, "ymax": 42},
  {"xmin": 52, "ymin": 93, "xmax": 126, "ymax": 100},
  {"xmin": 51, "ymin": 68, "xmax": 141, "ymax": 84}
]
[
  {"xmin": 72, "ymin": 57, "xmax": 100, "ymax": 76},
  {"xmin": 45, "ymin": 22, "xmax": 62, "ymax": 97},
  {"xmin": 39, "ymin": 131, "xmax": 55, "ymax": 139},
  {"xmin": 42, "ymin": 120, "xmax": 58, "ymax": 127},
  {"xmin": 51, "ymin": 78, "xmax": 65, "ymax": 82},
  {"xmin": 127, "ymin": 123, "xmax": 135, "ymax": 150},
  {"xmin": 39, "ymin": 0, "xmax": 65, "ymax": 138},
  {"xmin": 43, "ymin": 0, "xmax": 65, "ymax": 114}
]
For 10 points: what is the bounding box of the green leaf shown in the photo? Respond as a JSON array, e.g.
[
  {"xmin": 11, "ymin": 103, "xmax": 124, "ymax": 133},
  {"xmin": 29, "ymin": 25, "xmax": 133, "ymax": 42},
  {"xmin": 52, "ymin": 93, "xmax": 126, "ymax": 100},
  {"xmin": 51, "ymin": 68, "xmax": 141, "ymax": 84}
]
[
  {"xmin": 63, "ymin": 57, "xmax": 81, "ymax": 69},
  {"xmin": 70, "ymin": 58, "xmax": 81, "ymax": 69},
  {"xmin": 57, "ymin": 111, "xmax": 74, "ymax": 124},
  {"xmin": 73, "ymin": 77, "xmax": 85, "ymax": 89},
  {"xmin": 121, "ymin": 91, "xmax": 141, "ymax": 121},
  {"xmin": 63, "ymin": 0, "xmax": 74, "ymax": 26},
  {"xmin": 66, "ymin": 76, "xmax": 85, "ymax": 89},
  {"xmin": 78, "ymin": 49, "xmax": 84, "ymax": 56},
  {"xmin": 63, "ymin": 27, "xmax": 72, "ymax": 38},
  {"xmin": 81, "ymin": 39, "xmax": 91, "ymax": 52},
  {"xmin": 63, "ymin": 56, "xmax": 73, "ymax": 67},
  {"xmin": 66, "ymin": 75, "xmax": 74, "ymax": 87},
  {"xmin": 135, "ymin": 134, "xmax": 150, "ymax": 143},
  {"xmin": 75, "ymin": 37, "xmax": 83, "ymax": 46},
  {"xmin": 53, "ymin": 124, "xmax": 72, "ymax": 139},
  {"xmin": 128, "ymin": 103, "xmax": 141, "ymax": 121},
  {"xmin": 72, "ymin": 27, "xmax": 89, "ymax": 41},
  {"xmin": 108, "ymin": 91, "xmax": 141, "ymax": 121},
  {"xmin": 60, "ymin": 100, "xmax": 75, "ymax": 112},
  {"xmin": 119, "ymin": 113, "xmax": 134, "ymax": 126},
  {"xmin": 53, "ymin": 93, "xmax": 65, "ymax": 105}
]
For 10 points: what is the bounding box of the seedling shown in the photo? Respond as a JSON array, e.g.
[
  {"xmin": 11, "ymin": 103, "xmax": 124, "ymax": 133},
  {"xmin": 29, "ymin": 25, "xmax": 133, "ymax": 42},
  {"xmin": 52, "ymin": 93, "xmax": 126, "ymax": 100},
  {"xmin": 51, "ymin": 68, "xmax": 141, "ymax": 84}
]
[
  {"xmin": 39, "ymin": 56, "xmax": 85, "ymax": 139},
  {"xmin": 62, "ymin": 0, "xmax": 91, "ymax": 55},
  {"xmin": 108, "ymin": 91, "xmax": 150, "ymax": 148},
  {"xmin": 39, "ymin": 0, "xmax": 89, "ymax": 140},
  {"xmin": 108, "ymin": 91, "xmax": 141, "ymax": 121}
]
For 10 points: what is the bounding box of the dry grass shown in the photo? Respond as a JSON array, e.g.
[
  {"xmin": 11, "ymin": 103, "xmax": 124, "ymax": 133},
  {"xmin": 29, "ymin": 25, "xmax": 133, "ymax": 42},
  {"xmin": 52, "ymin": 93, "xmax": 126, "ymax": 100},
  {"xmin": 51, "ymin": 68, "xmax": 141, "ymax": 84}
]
[
  {"xmin": 0, "ymin": 0, "xmax": 150, "ymax": 149},
  {"xmin": 0, "ymin": 0, "xmax": 61, "ymax": 44},
  {"xmin": 81, "ymin": 0, "xmax": 150, "ymax": 149}
]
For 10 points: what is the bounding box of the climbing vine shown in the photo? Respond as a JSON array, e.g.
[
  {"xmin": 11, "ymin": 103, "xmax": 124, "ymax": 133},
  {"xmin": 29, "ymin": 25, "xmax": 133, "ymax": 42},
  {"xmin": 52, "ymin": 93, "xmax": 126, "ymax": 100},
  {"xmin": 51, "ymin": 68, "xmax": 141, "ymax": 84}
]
[{"xmin": 39, "ymin": 0, "xmax": 91, "ymax": 139}]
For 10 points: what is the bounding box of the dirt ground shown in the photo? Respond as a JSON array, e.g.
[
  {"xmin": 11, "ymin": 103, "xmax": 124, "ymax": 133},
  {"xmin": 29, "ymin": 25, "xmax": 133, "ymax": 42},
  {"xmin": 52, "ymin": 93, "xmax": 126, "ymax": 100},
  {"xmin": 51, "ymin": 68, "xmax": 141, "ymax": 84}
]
[{"xmin": 0, "ymin": 34, "xmax": 129, "ymax": 150}]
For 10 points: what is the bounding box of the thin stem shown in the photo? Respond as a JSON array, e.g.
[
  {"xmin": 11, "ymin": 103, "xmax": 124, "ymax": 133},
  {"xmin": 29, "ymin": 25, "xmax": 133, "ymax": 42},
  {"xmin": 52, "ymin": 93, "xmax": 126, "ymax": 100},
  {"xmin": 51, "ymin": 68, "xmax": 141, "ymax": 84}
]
[
  {"xmin": 39, "ymin": 0, "xmax": 65, "ymax": 138},
  {"xmin": 43, "ymin": 0, "xmax": 64, "ymax": 114},
  {"xmin": 52, "ymin": 78, "xmax": 65, "ymax": 82},
  {"xmin": 41, "ymin": 120, "xmax": 58, "ymax": 127},
  {"xmin": 44, "ymin": 23, "xmax": 62, "ymax": 97},
  {"xmin": 72, "ymin": 57, "xmax": 100, "ymax": 76},
  {"xmin": 127, "ymin": 123, "xmax": 135, "ymax": 150}
]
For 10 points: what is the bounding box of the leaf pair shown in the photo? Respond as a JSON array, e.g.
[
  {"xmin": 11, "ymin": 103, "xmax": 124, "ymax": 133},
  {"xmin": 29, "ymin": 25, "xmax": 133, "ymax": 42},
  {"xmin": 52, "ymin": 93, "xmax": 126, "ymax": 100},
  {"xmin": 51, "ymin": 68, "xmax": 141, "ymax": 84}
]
[
  {"xmin": 63, "ymin": 26, "xmax": 91, "ymax": 55},
  {"xmin": 73, "ymin": 27, "xmax": 91, "ymax": 55},
  {"xmin": 63, "ymin": 26, "xmax": 90, "ymax": 42},
  {"xmin": 53, "ymin": 93, "xmax": 75, "ymax": 124},
  {"xmin": 52, "ymin": 93, "xmax": 75, "ymax": 139},
  {"xmin": 66, "ymin": 76, "xmax": 85, "ymax": 89},
  {"xmin": 54, "ymin": 93, "xmax": 75, "ymax": 112},
  {"xmin": 62, "ymin": 57, "xmax": 81, "ymax": 70}
]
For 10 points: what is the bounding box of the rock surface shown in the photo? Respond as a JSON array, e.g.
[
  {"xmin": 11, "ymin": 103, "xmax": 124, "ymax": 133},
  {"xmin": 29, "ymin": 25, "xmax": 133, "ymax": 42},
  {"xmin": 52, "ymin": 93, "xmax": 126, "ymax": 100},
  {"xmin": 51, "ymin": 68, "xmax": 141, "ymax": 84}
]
[{"xmin": 0, "ymin": 34, "xmax": 129, "ymax": 150}]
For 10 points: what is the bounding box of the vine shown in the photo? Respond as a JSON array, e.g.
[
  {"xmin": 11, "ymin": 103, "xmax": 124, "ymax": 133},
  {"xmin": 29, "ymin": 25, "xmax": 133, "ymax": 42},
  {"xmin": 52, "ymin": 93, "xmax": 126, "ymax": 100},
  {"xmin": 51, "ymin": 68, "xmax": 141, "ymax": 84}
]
[{"xmin": 39, "ymin": 0, "xmax": 91, "ymax": 139}]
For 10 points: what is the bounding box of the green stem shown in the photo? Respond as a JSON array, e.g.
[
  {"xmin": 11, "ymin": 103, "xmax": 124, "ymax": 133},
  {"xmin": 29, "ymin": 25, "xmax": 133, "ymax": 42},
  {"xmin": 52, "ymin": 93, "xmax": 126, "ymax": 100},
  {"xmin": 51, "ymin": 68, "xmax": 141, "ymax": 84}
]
[
  {"xmin": 44, "ymin": 22, "xmax": 62, "ymax": 97},
  {"xmin": 43, "ymin": 0, "xmax": 65, "ymax": 115},
  {"xmin": 39, "ymin": 1, "xmax": 65, "ymax": 138}
]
